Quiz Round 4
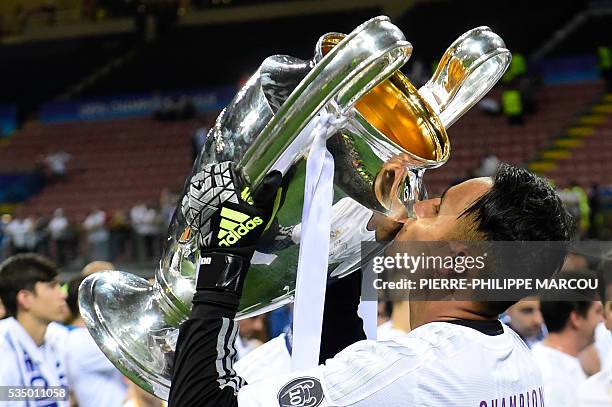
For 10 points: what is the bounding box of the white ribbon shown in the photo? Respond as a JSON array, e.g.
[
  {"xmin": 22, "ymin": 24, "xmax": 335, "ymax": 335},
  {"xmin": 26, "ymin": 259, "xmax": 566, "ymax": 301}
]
[
  {"xmin": 358, "ymin": 300, "xmax": 378, "ymax": 340},
  {"xmin": 291, "ymin": 112, "xmax": 344, "ymax": 371}
]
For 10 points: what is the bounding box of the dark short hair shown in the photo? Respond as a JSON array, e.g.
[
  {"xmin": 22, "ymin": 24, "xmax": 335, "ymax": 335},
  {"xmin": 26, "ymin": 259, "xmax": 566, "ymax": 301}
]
[
  {"xmin": 462, "ymin": 164, "xmax": 574, "ymax": 242},
  {"xmin": 539, "ymin": 270, "xmax": 599, "ymax": 333},
  {"xmin": 461, "ymin": 164, "xmax": 574, "ymax": 314},
  {"xmin": 66, "ymin": 275, "xmax": 86, "ymax": 319},
  {"xmin": 0, "ymin": 254, "xmax": 58, "ymax": 317}
]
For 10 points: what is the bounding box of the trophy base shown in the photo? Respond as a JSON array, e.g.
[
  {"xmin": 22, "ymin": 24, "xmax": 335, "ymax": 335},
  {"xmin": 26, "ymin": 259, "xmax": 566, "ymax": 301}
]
[{"xmin": 79, "ymin": 271, "xmax": 175, "ymax": 400}]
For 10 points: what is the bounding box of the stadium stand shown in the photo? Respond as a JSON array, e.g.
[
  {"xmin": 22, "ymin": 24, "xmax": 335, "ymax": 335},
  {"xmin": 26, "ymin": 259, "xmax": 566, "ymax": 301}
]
[
  {"xmin": 424, "ymin": 81, "xmax": 606, "ymax": 194},
  {"xmin": 544, "ymin": 97, "xmax": 612, "ymax": 185},
  {"xmin": 0, "ymin": 118, "xmax": 197, "ymax": 221},
  {"xmin": 0, "ymin": 79, "xmax": 603, "ymax": 219}
]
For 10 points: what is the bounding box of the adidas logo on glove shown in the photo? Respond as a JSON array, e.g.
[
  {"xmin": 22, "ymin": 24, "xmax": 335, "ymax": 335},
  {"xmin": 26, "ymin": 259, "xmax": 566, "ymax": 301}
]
[{"xmin": 218, "ymin": 207, "xmax": 263, "ymax": 247}]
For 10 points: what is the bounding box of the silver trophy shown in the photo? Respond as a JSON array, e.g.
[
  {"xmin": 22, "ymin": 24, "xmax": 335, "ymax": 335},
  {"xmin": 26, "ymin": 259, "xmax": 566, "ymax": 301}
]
[{"xmin": 79, "ymin": 17, "xmax": 510, "ymax": 399}]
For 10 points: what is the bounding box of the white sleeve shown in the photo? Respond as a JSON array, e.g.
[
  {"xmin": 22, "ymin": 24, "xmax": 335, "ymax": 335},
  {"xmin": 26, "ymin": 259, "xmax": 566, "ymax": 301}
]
[
  {"xmin": 235, "ymin": 334, "xmax": 291, "ymax": 384},
  {"xmin": 0, "ymin": 346, "xmax": 21, "ymax": 386},
  {"xmin": 66, "ymin": 330, "xmax": 116, "ymax": 374},
  {"xmin": 237, "ymin": 339, "xmax": 418, "ymax": 407},
  {"xmin": 0, "ymin": 344, "xmax": 27, "ymax": 407}
]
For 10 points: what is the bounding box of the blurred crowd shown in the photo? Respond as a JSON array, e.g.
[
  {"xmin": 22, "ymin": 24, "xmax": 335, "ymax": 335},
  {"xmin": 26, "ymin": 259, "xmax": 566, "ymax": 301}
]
[
  {"xmin": 0, "ymin": 256, "xmax": 288, "ymax": 406},
  {"xmin": 0, "ymin": 187, "xmax": 180, "ymax": 266}
]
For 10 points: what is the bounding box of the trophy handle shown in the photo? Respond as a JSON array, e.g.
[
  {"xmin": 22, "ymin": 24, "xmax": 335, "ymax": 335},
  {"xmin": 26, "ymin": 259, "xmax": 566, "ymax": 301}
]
[
  {"xmin": 418, "ymin": 26, "xmax": 511, "ymax": 128},
  {"xmin": 239, "ymin": 16, "xmax": 412, "ymax": 187}
]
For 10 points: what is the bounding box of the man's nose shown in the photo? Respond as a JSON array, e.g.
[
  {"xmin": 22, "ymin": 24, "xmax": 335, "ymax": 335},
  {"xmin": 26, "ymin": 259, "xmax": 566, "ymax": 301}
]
[
  {"xmin": 534, "ymin": 311, "xmax": 543, "ymax": 326},
  {"xmin": 413, "ymin": 198, "xmax": 440, "ymax": 219}
]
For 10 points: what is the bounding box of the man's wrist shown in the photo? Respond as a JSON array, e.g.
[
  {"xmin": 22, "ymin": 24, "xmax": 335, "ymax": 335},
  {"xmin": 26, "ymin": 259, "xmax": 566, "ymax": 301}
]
[
  {"xmin": 195, "ymin": 250, "xmax": 252, "ymax": 294},
  {"xmin": 191, "ymin": 249, "xmax": 254, "ymax": 320},
  {"xmin": 192, "ymin": 290, "xmax": 241, "ymax": 319}
]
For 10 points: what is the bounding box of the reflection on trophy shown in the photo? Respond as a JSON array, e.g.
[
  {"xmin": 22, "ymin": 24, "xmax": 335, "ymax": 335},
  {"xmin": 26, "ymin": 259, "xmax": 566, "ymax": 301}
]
[{"xmin": 79, "ymin": 16, "xmax": 510, "ymax": 399}]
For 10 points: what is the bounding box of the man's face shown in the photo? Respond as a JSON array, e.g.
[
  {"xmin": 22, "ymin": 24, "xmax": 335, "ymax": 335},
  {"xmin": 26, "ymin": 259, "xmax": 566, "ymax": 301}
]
[
  {"xmin": 20, "ymin": 279, "xmax": 69, "ymax": 323},
  {"xmin": 238, "ymin": 315, "xmax": 265, "ymax": 339},
  {"xmin": 506, "ymin": 298, "xmax": 543, "ymax": 339},
  {"xmin": 394, "ymin": 178, "xmax": 492, "ymax": 242},
  {"xmin": 576, "ymin": 301, "xmax": 603, "ymax": 349}
]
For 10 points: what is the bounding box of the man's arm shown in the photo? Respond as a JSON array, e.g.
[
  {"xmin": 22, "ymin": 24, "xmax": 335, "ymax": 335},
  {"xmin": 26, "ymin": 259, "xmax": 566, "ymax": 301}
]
[
  {"xmin": 168, "ymin": 288, "xmax": 244, "ymax": 406},
  {"xmin": 168, "ymin": 162, "xmax": 367, "ymax": 406},
  {"xmin": 168, "ymin": 162, "xmax": 281, "ymax": 406}
]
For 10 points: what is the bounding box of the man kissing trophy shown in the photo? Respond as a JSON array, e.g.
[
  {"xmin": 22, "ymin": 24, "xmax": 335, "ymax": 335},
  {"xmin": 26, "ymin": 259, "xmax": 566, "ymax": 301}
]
[{"xmin": 79, "ymin": 16, "xmax": 510, "ymax": 399}]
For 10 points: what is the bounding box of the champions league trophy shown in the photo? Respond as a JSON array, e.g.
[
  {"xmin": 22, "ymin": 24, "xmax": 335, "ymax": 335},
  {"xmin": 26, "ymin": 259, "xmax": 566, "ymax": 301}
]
[{"xmin": 79, "ymin": 16, "xmax": 510, "ymax": 399}]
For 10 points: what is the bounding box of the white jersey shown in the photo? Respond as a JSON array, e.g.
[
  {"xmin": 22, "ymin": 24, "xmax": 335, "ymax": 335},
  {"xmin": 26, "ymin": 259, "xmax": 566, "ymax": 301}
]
[
  {"xmin": 236, "ymin": 333, "xmax": 292, "ymax": 384},
  {"xmin": 44, "ymin": 322, "xmax": 69, "ymax": 367},
  {"xmin": 576, "ymin": 364, "xmax": 612, "ymax": 406},
  {"xmin": 64, "ymin": 327, "xmax": 127, "ymax": 407},
  {"xmin": 594, "ymin": 322, "xmax": 612, "ymax": 371},
  {"xmin": 237, "ymin": 322, "xmax": 544, "ymax": 406},
  {"xmin": 0, "ymin": 318, "xmax": 69, "ymax": 407},
  {"xmin": 532, "ymin": 342, "xmax": 587, "ymax": 407}
]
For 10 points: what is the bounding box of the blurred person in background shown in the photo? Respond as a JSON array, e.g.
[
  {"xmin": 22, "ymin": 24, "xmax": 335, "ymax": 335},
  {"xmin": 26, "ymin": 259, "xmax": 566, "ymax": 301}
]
[
  {"xmin": 594, "ymin": 315, "xmax": 612, "ymax": 373},
  {"xmin": 588, "ymin": 183, "xmax": 603, "ymax": 239},
  {"xmin": 81, "ymin": 260, "xmax": 115, "ymax": 277},
  {"xmin": 64, "ymin": 264, "xmax": 128, "ymax": 407},
  {"xmin": 160, "ymin": 188, "xmax": 179, "ymax": 229},
  {"xmin": 33, "ymin": 212, "xmax": 50, "ymax": 257},
  {"xmin": 504, "ymin": 297, "xmax": 545, "ymax": 348},
  {"xmin": 0, "ymin": 297, "xmax": 5, "ymax": 319},
  {"xmin": 476, "ymin": 151, "xmax": 500, "ymax": 177},
  {"xmin": 130, "ymin": 202, "xmax": 159, "ymax": 261},
  {"xmin": 48, "ymin": 208, "xmax": 72, "ymax": 267},
  {"xmin": 43, "ymin": 149, "xmax": 72, "ymax": 182},
  {"xmin": 501, "ymin": 87, "xmax": 524, "ymax": 125},
  {"xmin": 597, "ymin": 45, "xmax": 612, "ymax": 91},
  {"xmin": 0, "ymin": 214, "xmax": 10, "ymax": 261},
  {"xmin": 6, "ymin": 208, "xmax": 35, "ymax": 255},
  {"xmin": 236, "ymin": 315, "xmax": 266, "ymax": 359},
  {"xmin": 191, "ymin": 126, "xmax": 208, "ymax": 162},
  {"xmin": 0, "ymin": 254, "xmax": 70, "ymax": 406},
  {"xmin": 577, "ymin": 260, "xmax": 612, "ymax": 405},
  {"xmin": 559, "ymin": 182, "xmax": 591, "ymax": 238},
  {"xmin": 109, "ymin": 209, "xmax": 131, "ymax": 262},
  {"xmin": 83, "ymin": 208, "xmax": 110, "ymax": 261},
  {"xmin": 533, "ymin": 271, "xmax": 602, "ymax": 407}
]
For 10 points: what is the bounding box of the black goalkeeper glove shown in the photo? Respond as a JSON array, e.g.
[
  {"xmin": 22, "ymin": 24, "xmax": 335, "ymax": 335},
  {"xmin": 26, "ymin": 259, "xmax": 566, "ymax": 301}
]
[{"xmin": 181, "ymin": 161, "xmax": 283, "ymax": 301}]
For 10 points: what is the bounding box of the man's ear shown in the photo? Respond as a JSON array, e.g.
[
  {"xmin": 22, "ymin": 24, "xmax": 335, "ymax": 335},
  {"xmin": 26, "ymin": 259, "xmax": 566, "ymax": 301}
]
[
  {"xmin": 568, "ymin": 309, "xmax": 584, "ymax": 330},
  {"xmin": 16, "ymin": 289, "xmax": 33, "ymax": 313}
]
